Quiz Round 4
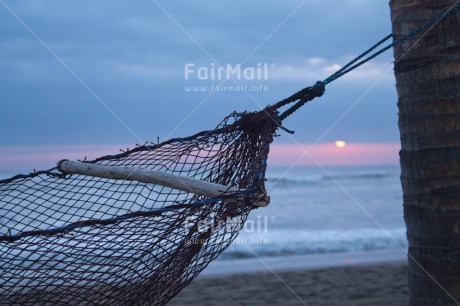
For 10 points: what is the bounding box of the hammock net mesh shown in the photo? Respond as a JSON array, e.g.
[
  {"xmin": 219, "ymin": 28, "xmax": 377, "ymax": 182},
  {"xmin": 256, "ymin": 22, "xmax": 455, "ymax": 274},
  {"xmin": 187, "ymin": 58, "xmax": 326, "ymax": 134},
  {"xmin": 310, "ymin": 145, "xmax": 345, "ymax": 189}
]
[
  {"xmin": 0, "ymin": 108, "xmax": 279, "ymax": 305},
  {"xmin": 1, "ymin": 4, "xmax": 458, "ymax": 303}
]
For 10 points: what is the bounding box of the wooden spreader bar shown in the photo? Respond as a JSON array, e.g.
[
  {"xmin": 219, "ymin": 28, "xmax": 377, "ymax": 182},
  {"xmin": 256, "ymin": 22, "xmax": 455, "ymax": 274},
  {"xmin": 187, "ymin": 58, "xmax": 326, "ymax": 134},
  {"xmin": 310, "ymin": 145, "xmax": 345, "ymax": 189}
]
[{"xmin": 57, "ymin": 160, "xmax": 269, "ymax": 207}]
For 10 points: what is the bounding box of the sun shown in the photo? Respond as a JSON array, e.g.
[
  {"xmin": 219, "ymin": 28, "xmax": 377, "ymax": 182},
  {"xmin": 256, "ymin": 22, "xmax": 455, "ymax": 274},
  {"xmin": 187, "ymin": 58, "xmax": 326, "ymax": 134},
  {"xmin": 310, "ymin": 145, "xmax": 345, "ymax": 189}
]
[{"xmin": 335, "ymin": 140, "xmax": 346, "ymax": 148}]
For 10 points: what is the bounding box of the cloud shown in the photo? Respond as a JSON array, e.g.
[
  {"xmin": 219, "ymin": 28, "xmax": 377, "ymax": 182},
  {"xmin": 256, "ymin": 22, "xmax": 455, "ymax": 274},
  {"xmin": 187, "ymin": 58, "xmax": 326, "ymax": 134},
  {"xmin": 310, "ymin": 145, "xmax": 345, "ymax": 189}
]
[
  {"xmin": 0, "ymin": 142, "xmax": 400, "ymax": 175},
  {"xmin": 270, "ymin": 57, "xmax": 394, "ymax": 83},
  {"xmin": 113, "ymin": 63, "xmax": 181, "ymax": 79},
  {"xmin": 0, "ymin": 1, "xmax": 398, "ymax": 151},
  {"xmin": 268, "ymin": 142, "xmax": 400, "ymax": 166},
  {"xmin": 0, "ymin": 144, "xmax": 127, "ymax": 171}
]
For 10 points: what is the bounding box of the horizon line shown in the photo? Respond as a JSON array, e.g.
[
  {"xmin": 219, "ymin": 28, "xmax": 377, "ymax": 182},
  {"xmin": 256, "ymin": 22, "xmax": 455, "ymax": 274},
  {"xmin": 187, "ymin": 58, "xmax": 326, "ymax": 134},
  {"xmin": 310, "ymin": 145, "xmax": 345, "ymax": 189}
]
[{"xmin": 0, "ymin": 142, "xmax": 400, "ymax": 172}]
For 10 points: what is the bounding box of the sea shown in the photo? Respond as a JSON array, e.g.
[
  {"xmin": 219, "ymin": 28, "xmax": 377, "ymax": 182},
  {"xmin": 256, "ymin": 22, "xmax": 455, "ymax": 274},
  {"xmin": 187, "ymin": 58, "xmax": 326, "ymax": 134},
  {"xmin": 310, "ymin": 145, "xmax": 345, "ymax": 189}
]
[
  {"xmin": 0, "ymin": 164, "xmax": 407, "ymax": 271},
  {"xmin": 220, "ymin": 164, "xmax": 407, "ymax": 263}
]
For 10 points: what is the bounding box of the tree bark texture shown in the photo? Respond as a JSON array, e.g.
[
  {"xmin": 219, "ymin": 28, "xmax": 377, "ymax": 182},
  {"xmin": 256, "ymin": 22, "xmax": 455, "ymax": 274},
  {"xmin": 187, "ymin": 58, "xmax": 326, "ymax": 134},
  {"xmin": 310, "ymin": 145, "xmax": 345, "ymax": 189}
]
[{"xmin": 390, "ymin": 1, "xmax": 460, "ymax": 305}]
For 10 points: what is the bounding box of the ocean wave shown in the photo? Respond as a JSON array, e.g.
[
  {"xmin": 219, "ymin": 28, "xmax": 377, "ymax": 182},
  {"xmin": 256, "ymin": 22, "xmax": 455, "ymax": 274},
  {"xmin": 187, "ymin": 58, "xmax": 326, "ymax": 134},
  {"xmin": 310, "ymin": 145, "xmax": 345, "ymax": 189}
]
[
  {"xmin": 219, "ymin": 227, "xmax": 407, "ymax": 260},
  {"xmin": 321, "ymin": 173, "xmax": 394, "ymax": 181},
  {"xmin": 266, "ymin": 173, "xmax": 395, "ymax": 187},
  {"xmin": 266, "ymin": 177, "xmax": 316, "ymax": 187}
]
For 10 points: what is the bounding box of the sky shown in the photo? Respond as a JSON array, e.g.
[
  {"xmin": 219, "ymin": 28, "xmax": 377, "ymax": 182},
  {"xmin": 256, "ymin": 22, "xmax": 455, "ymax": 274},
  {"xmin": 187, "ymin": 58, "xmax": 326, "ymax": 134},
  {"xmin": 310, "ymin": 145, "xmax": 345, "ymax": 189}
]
[{"xmin": 0, "ymin": 0, "xmax": 400, "ymax": 171}]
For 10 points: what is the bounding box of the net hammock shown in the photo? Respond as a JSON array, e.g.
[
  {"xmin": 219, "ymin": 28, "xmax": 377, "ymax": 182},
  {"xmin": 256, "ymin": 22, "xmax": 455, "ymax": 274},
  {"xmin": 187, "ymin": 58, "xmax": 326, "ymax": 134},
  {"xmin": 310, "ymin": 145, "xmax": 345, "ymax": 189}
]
[
  {"xmin": 0, "ymin": 98, "xmax": 319, "ymax": 305},
  {"xmin": 1, "ymin": 6, "xmax": 458, "ymax": 303}
]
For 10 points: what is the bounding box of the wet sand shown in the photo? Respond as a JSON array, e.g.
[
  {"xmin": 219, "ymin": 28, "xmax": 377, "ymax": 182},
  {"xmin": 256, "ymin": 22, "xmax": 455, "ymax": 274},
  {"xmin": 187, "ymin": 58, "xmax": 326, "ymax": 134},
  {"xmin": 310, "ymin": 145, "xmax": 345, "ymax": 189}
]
[{"xmin": 170, "ymin": 262, "xmax": 409, "ymax": 305}]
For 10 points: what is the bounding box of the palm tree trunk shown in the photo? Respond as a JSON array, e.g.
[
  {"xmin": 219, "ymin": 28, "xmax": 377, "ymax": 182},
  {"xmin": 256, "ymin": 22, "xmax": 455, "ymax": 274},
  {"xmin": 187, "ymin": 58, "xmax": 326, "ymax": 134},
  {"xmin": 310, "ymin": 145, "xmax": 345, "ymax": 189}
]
[{"xmin": 390, "ymin": 1, "xmax": 460, "ymax": 305}]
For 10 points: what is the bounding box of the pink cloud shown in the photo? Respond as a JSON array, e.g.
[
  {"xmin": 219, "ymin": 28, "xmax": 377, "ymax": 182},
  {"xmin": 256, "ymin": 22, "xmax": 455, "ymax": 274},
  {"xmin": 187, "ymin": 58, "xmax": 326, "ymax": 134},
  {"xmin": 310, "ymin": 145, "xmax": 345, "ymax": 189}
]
[
  {"xmin": 268, "ymin": 142, "xmax": 400, "ymax": 166},
  {"xmin": 0, "ymin": 144, "xmax": 125, "ymax": 171},
  {"xmin": 0, "ymin": 142, "xmax": 400, "ymax": 173}
]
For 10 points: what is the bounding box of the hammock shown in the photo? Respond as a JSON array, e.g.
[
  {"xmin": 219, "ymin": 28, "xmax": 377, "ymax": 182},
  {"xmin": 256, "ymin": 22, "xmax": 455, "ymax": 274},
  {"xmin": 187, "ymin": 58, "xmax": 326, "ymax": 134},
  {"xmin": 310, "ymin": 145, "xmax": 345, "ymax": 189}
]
[
  {"xmin": 1, "ymin": 7, "xmax": 456, "ymax": 304},
  {"xmin": 0, "ymin": 103, "xmax": 312, "ymax": 305}
]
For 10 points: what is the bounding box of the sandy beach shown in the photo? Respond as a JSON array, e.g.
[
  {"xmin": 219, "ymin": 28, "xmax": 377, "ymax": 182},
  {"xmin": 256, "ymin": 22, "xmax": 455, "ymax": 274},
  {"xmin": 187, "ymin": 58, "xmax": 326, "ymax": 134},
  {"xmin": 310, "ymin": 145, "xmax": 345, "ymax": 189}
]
[{"xmin": 170, "ymin": 261, "xmax": 409, "ymax": 306}]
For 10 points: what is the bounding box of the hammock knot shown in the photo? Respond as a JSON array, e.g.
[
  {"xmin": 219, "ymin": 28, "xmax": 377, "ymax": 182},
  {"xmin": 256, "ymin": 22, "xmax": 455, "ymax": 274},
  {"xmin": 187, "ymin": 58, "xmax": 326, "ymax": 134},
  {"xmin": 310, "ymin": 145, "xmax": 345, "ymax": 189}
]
[
  {"xmin": 295, "ymin": 81, "xmax": 325, "ymax": 102},
  {"xmin": 311, "ymin": 81, "xmax": 325, "ymax": 98},
  {"xmin": 278, "ymin": 81, "xmax": 326, "ymax": 121},
  {"xmin": 237, "ymin": 108, "xmax": 280, "ymax": 135}
]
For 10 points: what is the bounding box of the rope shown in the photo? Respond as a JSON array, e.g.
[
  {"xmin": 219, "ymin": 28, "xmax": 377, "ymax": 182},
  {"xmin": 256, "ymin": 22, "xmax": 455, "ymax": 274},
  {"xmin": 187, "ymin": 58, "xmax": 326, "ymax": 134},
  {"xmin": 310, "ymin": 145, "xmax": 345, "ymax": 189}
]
[
  {"xmin": 275, "ymin": 4, "xmax": 460, "ymax": 120},
  {"xmin": 322, "ymin": 34, "xmax": 392, "ymax": 86},
  {"xmin": 278, "ymin": 81, "xmax": 325, "ymax": 121},
  {"xmin": 0, "ymin": 199, "xmax": 215, "ymax": 242}
]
